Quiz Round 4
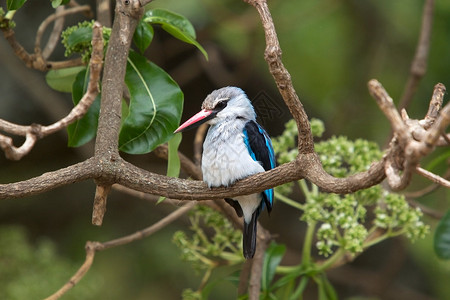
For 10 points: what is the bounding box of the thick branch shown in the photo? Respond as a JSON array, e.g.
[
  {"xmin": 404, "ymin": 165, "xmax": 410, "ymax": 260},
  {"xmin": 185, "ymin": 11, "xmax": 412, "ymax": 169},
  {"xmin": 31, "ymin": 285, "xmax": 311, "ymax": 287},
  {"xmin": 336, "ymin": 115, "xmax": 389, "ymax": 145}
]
[
  {"xmin": 94, "ymin": 0, "xmax": 143, "ymax": 158},
  {"xmin": 0, "ymin": 159, "xmax": 96, "ymax": 199},
  {"xmin": 248, "ymin": 225, "xmax": 271, "ymax": 299},
  {"xmin": 91, "ymin": 0, "xmax": 143, "ymax": 225}
]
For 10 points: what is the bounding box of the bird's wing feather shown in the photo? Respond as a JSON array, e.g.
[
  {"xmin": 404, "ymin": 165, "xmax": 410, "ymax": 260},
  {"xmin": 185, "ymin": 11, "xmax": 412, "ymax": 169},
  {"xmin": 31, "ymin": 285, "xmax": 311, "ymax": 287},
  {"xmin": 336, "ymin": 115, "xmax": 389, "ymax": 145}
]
[{"xmin": 242, "ymin": 120, "xmax": 276, "ymax": 212}]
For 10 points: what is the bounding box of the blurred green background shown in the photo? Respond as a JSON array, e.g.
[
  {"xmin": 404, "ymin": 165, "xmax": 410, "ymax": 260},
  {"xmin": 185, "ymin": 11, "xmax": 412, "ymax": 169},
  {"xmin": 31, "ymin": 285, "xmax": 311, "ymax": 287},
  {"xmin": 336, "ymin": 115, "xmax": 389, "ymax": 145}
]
[{"xmin": 0, "ymin": 0, "xmax": 449, "ymax": 299}]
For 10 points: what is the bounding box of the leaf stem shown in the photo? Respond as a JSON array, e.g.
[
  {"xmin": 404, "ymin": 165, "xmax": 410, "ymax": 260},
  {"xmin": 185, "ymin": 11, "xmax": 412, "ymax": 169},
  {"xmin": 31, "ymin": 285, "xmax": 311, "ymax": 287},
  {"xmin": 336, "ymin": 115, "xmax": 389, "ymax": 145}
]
[
  {"xmin": 275, "ymin": 191, "xmax": 304, "ymax": 210},
  {"xmin": 299, "ymin": 180, "xmax": 311, "ymax": 198},
  {"xmin": 316, "ymin": 247, "xmax": 345, "ymax": 272},
  {"xmin": 302, "ymin": 221, "xmax": 316, "ymax": 266}
]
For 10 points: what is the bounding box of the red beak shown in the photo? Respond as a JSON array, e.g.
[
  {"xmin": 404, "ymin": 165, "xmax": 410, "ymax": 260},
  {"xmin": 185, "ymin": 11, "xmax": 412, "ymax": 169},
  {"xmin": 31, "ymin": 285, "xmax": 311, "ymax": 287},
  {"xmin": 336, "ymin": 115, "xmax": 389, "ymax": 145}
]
[{"xmin": 174, "ymin": 109, "xmax": 214, "ymax": 133}]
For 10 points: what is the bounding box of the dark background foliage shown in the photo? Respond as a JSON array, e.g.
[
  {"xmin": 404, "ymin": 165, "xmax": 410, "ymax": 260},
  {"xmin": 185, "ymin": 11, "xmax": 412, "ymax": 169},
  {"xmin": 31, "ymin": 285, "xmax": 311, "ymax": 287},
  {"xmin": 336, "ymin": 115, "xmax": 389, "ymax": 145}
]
[{"xmin": 1, "ymin": 0, "xmax": 449, "ymax": 299}]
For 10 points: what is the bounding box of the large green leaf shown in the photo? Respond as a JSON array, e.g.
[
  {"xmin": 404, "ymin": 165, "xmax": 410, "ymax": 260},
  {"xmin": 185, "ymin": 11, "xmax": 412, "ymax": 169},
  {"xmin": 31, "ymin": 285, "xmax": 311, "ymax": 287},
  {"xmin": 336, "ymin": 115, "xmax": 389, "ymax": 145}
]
[
  {"xmin": 45, "ymin": 66, "xmax": 86, "ymax": 93},
  {"xmin": 119, "ymin": 51, "xmax": 183, "ymax": 154},
  {"xmin": 133, "ymin": 20, "xmax": 154, "ymax": 53},
  {"xmin": 262, "ymin": 242, "xmax": 286, "ymax": 291},
  {"xmin": 7, "ymin": 0, "xmax": 27, "ymax": 10},
  {"xmin": 67, "ymin": 68, "xmax": 101, "ymax": 147},
  {"xmin": 143, "ymin": 8, "xmax": 208, "ymax": 59},
  {"xmin": 434, "ymin": 210, "xmax": 450, "ymax": 259}
]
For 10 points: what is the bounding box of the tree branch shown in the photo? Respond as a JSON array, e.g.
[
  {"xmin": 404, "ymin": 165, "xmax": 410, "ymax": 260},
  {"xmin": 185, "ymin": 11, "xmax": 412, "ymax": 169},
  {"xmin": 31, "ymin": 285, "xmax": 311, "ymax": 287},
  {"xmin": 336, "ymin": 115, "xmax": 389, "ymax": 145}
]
[
  {"xmin": 91, "ymin": 0, "xmax": 143, "ymax": 224},
  {"xmin": 96, "ymin": 0, "xmax": 112, "ymax": 27},
  {"xmin": 44, "ymin": 241, "xmax": 97, "ymax": 300},
  {"xmin": 369, "ymin": 80, "xmax": 449, "ymax": 190},
  {"xmin": 42, "ymin": 6, "xmax": 65, "ymax": 60},
  {"xmin": 244, "ymin": 0, "xmax": 314, "ymax": 154},
  {"xmin": 0, "ymin": 159, "xmax": 96, "ymax": 199},
  {"xmin": 35, "ymin": 5, "xmax": 93, "ymax": 65},
  {"xmin": 248, "ymin": 225, "xmax": 271, "ymax": 299},
  {"xmin": 0, "ymin": 22, "xmax": 104, "ymax": 160},
  {"xmin": 45, "ymin": 202, "xmax": 195, "ymax": 300},
  {"xmin": 398, "ymin": 0, "xmax": 435, "ymax": 110},
  {"xmin": 416, "ymin": 166, "xmax": 450, "ymax": 188},
  {"xmin": 94, "ymin": 0, "xmax": 143, "ymax": 159},
  {"xmin": 1, "ymin": 5, "xmax": 90, "ymax": 71}
]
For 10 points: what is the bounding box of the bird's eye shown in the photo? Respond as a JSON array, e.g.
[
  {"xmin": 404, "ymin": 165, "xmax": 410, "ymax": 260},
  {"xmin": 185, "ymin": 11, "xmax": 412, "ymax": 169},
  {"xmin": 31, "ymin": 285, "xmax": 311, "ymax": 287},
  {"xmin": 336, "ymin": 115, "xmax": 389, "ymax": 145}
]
[{"xmin": 215, "ymin": 100, "xmax": 228, "ymax": 110}]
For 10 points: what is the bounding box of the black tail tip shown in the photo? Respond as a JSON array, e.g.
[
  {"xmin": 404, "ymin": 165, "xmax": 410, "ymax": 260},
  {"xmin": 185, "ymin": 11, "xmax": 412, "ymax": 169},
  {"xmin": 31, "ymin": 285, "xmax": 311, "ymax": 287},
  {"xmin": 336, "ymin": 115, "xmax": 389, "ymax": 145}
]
[
  {"xmin": 242, "ymin": 212, "xmax": 258, "ymax": 259},
  {"xmin": 243, "ymin": 248, "xmax": 255, "ymax": 259}
]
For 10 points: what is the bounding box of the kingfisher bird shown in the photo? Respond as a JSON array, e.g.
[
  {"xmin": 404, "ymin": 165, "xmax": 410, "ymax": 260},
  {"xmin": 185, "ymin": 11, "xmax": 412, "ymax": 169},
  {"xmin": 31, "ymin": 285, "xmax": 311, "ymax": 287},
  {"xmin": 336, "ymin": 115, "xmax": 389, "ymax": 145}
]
[{"xmin": 174, "ymin": 87, "xmax": 276, "ymax": 259}]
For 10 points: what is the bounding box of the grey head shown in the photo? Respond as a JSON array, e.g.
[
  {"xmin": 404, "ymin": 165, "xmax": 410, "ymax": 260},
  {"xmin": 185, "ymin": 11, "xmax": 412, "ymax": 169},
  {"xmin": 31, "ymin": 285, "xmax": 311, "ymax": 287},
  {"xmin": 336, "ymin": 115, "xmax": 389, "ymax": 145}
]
[{"xmin": 202, "ymin": 86, "xmax": 256, "ymax": 125}]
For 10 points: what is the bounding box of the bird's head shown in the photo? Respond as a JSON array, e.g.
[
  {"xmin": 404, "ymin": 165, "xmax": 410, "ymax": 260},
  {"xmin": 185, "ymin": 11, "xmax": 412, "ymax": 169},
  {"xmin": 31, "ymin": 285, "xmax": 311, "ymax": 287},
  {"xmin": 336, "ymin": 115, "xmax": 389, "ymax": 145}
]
[{"xmin": 175, "ymin": 86, "xmax": 256, "ymax": 133}]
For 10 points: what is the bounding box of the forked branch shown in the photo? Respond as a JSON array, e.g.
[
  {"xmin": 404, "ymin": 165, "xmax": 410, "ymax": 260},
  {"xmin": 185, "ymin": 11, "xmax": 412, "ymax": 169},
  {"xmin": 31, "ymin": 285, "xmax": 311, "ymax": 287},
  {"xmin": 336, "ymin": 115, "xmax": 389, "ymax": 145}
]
[{"xmin": 0, "ymin": 22, "xmax": 104, "ymax": 160}]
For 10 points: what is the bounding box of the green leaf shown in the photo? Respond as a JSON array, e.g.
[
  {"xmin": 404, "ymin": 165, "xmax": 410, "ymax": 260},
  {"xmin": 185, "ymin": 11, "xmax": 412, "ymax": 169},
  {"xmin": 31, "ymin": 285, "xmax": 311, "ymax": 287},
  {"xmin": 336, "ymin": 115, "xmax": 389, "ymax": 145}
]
[
  {"xmin": 51, "ymin": 0, "xmax": 69, "ymax": 8},
  {"xmin": 45, "ymin": 66, "xmax": 86, "ymax": 93},
  {"xmin": 167, "ymin": 133, "xmax": 182, "ymax": 177},
  {"xmin": 434, "ymin": 210, "xmax": 450, "ymax": 259},
  {"xmin": 121, "ymin": 99, "xmax": 129, "ymax": 126},
  {"xmin": 157, "ymin": 133, "xmax": 182, "ymax": 204},
  {"xmin": 119, "ymin": 51, "xmax": 183, "ymax": 154},
  {"xmin": 67, "ymin": 68, "xmax": 101, "ymax": 147},
  {"xmin": 133, "ymin": 21, "xmax": 154, "ymax": 53},
  {"xmin": 66, "ymin": 26, "xmax": 92, "ymax": 49},
  {"xmin": 7, "ymin": 0, "xmax": 27, "ymax": 10},
  {"xmin": 262, "ymin": 242, "xmax": 286, "ymax": 291},
  {"xmin": 143, "ymin": 8, "xmax": 208, "ymax": 60}
]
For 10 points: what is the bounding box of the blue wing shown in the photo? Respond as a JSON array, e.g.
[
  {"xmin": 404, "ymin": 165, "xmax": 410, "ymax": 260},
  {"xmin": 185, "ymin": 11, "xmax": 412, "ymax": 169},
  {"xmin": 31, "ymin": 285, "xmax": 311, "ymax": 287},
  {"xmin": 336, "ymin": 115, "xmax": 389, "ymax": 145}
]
[{"xmin": 242, "ymin": 120, "xmax": 276, "ymax": 212}]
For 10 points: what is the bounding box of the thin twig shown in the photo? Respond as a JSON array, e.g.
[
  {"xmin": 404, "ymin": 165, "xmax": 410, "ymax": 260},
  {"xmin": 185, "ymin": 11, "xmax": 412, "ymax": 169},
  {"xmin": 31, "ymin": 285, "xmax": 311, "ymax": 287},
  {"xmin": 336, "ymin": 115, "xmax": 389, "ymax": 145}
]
[
  {"xmin": 92, "ymin": 184, "xmax": 110, "ymax": 226},
  {"xmin": 44, "ymin": 242, "xmax": 98, "ymax": 300},
  {"xmin": 35, "ymin": 5, "xmax": 92, "ymax": 64},
  {"xmin": 96, "ymin": 0, "xmax": 112, "ymax": 26},
  {"xmin": 42, "ymin": 6, "xmax": 65, "ymax": 59},
  {"xmin": 100, "ymin": 202, "xmax": 196, "ymax": 250},
  {"xmin": 68, "ymin": 0, "xmax": 95, "ymax": 18},
  {"xmin": 1, "ymin": 6, "xmax": 89, "ymax": 71},
  {"xmin": 423, "ymin": 82, "xmax": 445, "ymax": 127},
  {"xmin": 398, "ymin": 0, "xmax": 435, "ymax": 110},
  {"xmin": 404, "ymin": 183, "xmax": 439, "ymax": 198},
  {"xmin": 416, "ymin": 166, "xmax": 450, "ymax": 188},
  {"xmin": 407, "ymin": 198, "xmax": 444, "ymax": 219},
  {"xmin": 45, "ymin": 202, "xmax": 195, "ymax": 299},
  {"xmin": 0, "ymin": 22, "xmax": 104, "ymax": 160}
]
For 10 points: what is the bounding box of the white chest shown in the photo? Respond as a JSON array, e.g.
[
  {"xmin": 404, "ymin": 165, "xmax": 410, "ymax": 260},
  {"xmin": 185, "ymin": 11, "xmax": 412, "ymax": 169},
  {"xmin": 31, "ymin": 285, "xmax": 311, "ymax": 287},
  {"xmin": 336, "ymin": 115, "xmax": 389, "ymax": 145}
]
[{"xmin": 201, "ymin": 122, "xmax": 264, "ymax": 187}]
